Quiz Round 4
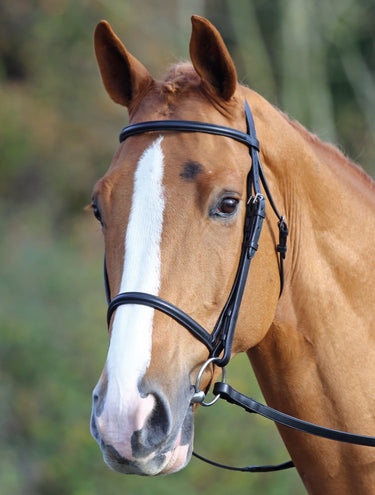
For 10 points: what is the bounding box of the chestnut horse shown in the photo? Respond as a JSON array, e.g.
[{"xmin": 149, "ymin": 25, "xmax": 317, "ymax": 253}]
[{"xmin": 90, "ymin": 16, "xmax": 375, "ymax": 493}]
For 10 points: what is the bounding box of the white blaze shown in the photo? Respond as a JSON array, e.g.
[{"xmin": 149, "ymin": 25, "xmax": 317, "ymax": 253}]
[{"xmin": 105, "ymin": 137, "xmax": 165, "ymax": 418}]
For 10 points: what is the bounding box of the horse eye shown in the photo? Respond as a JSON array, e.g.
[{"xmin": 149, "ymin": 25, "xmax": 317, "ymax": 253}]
[
  {"xmin": 211, "ymin": 197, "xmax": 239, "ymax": 218},
  {"xmin": 220, "ymin": 198, "xmax": 238, "ymax": 214},
  {"xmin": 91, "ymin": 201, "xmax": 103, "ymax": 225}
]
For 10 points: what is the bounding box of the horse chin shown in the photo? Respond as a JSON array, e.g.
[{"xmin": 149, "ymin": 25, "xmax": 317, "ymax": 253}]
[
  {"xmin": 102, "ymin": 438, "xmax": 192, "ymax": 476},
  {"xmin": 99, "ymin": 419, "xmax": 194, "ymax": 476}
]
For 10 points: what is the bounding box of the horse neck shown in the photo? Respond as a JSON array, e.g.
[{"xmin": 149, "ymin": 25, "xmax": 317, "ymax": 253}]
[
  {"xmin": 247, "ymin": 92, "xmax": 375, "ymax": 493},
  {"xmin": 270, "ymin": 112, "xmax": 375, "ymax": 348}
]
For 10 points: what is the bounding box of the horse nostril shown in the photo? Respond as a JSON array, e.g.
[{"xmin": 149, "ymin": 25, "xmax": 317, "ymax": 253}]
[
  {"xmin": 91, "ymin": 413, "xmax": 98, "ymax": 437},
  {"xmin": 147, "ymin": 394, "xmax": 171, "ymax": 440},
  {"xmin": 92, "ymin": 388, "xmax": 105, "ymax": 417},
  {"xmin": 131, "ymin": 392, "xmax": 172, "ymax": 457}
]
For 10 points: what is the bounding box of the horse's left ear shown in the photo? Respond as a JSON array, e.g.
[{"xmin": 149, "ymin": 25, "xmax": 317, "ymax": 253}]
[{"xmin": 189, "ymin": 16, "xmax": 237, "ymax": 101}]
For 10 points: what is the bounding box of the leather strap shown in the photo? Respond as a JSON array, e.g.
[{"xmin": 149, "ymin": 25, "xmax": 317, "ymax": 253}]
[
  {"xmin": 192, "ymin": 451, "xmax": 294, "ymax": 473},
  {"xmin": 120, "ymin": 119, "xmax": 260, "ymax": 150},
  {"xmin": 107, "ymin": 292, "xmax": 215, "ymax": 352},
  {"xmin": 214, "ymin": 382, "xmax": 375, "ymax": 447}
]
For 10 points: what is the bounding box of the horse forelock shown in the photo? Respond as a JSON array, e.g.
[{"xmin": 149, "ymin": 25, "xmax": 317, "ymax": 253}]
[
  {"xmin": 160, "ymin": 62, "xmax": 201, "ymax": 94},
  {"xmin": 141, "ymin": 62, "xmax": 240, "ymax": 120}
]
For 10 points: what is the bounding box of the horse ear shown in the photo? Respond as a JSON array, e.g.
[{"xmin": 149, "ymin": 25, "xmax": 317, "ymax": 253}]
[
  {"xmin": 94, "ymin": 21, "xmax": 152, "ymax": 107},
  {"xmin": 189, "ymin": 16, "xmax": 237, "ymax": 101}
]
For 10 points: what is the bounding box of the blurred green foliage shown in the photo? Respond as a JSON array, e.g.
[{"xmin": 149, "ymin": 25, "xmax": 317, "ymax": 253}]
[{"xmin": 1, "ymin": 0, "xmax": 374, "ymax": 493}]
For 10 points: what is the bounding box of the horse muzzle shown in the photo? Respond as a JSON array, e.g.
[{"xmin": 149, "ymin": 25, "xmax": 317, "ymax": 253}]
[{"xmin": 90, "ymin": 377, "xmax": 194, "ymax": 475}]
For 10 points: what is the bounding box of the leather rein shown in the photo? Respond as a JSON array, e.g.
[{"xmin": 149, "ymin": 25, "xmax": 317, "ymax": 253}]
[{"xmin": 103, "ymin": 101, "xmax": 375, "ymax": 474}]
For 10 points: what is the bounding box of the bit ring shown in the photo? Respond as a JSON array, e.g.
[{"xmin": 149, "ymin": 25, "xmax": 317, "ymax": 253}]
[{"xmin": 191, "ymin": 357, "xmax": 226, "ymax": 407}]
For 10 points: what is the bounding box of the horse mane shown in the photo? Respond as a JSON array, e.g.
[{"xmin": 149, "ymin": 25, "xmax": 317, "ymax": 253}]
[{"xmin": 279, "ymin": 110, "xmax": 375, "ymax": 189}]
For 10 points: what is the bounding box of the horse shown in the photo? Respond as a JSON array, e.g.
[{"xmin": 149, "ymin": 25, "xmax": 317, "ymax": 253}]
[{"xmin": 89, "ymin": 15, "xmax": 375, "ymax": 494}]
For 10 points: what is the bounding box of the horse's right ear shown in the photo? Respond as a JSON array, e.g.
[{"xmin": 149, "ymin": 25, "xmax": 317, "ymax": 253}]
[{"xmin": 94, "ymin": 21, "xmax": 152, "ymax": 107}]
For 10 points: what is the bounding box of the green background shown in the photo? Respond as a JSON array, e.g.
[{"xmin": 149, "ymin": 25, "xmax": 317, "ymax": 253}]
[{"xmin": 1, "ymin": 1, "xmax": 374, "ymax": 493}]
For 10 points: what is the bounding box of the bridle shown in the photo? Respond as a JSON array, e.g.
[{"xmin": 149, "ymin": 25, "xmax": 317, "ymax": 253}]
[
  {"xmin": 106, "ymin": 101, "xmax": 288, "ymax": 367},
  {"xmin": 102, "ymin": 100, "xmax": 375, "ymax": 474}
]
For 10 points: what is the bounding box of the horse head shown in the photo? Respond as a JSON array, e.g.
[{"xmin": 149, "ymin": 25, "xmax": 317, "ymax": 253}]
[{"xmin": 90, "ymin": 16, "xmax": 282, "ymax": 476}]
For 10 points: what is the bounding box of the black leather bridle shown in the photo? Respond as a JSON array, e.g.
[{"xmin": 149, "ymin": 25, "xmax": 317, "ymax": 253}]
[
  {"xmin": 102, "ymin": 101, "xmax": 375, "ymax": 474},
  {"xmin": 106, "ymin": 101, "xmax": 288, "ymax": 368}
]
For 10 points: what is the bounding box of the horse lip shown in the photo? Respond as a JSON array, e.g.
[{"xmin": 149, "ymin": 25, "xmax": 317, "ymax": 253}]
[
  {"xmin": 100, "ymin": 433, "xmax": 189, "ymax": 476},
  {"xmin": 160, "ymin": 430, "xmax": 191, "ymax": 474}
]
